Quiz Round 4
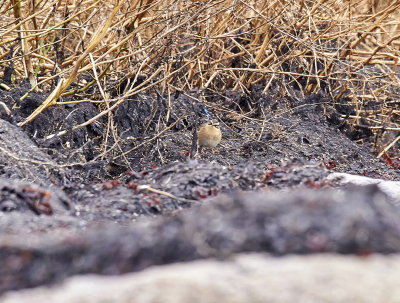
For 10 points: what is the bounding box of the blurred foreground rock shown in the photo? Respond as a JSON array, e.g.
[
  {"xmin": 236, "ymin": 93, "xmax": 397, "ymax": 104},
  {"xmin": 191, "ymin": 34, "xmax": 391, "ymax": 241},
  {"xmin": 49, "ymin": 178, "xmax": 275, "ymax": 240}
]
[
  {"xmin": 2, "ymin": 253, "xmax": 400, "ymax": 303},
  {"xmin": 1, "ymin": 184, "xmax": 400, "ymax": 294}
]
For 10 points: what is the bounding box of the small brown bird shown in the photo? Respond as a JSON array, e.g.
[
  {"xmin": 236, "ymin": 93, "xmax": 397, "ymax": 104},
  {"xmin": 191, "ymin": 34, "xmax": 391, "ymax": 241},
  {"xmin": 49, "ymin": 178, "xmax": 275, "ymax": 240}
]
[{"xmin": 198, "ymin": 121, "xmax": 222, "ymax": 152}]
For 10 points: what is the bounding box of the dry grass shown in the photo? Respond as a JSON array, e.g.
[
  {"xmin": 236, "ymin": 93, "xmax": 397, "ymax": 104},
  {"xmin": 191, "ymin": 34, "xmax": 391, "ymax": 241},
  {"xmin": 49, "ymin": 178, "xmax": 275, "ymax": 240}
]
[{"xmin": 1, "ymin": 0, "xmax": 400, "ymax": 157}]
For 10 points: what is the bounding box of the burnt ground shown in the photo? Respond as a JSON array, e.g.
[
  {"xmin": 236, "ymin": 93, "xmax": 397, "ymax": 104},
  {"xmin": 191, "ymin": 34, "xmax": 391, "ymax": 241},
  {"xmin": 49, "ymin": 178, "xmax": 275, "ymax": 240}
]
[{"xmin": 0, "ymin": 81, "xmax": 400, "ymax": 294}]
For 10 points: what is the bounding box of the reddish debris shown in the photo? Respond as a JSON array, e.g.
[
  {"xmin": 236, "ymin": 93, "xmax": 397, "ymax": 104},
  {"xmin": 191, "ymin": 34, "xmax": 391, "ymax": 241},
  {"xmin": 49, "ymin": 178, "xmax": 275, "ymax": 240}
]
[
  {"xmin": 265, "ymin": 168, "xmax": 275, "ymax": 180},
  {"xmin": 191, "ymin": 186, "xmax": 220, "ymax": 199},
  {"xmin": 383, "ymin": 153, "xmax": 400, "ymax": 169},
  {"xmin": 22, "ymin": 187, "xmax": 53, "ymax": 215},
  {"xmin": 143, "ymin": 193, "xmax": 161, "ymax": 209},
  {"xmin": 126, "ymin": 170, "xmax": 143, "ymax": 179},
  {"xmin": 323, "ymin": 160, "xmax": 336, "ymax": 170},
  {"xmin": 127, "ymin": 181, "xmax": 140, "ymax": 193},
  {"xmin": 102, "ymin": 180, "xmax": 120, "ymax": 190}
]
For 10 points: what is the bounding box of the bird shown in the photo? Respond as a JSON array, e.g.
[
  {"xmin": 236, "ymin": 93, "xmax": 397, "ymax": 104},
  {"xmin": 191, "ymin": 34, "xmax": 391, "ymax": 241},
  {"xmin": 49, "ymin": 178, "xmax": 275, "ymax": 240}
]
[{"xmin": 198, "ymin": 121, "xmax": 222, "ymax": 152}]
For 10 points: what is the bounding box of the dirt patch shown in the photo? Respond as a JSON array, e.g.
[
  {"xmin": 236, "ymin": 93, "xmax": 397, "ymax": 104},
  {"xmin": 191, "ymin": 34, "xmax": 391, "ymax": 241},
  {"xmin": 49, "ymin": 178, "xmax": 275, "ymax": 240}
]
[{"xmin": 1, "ymin": 84, "xmax": 390, "ymax": 177}]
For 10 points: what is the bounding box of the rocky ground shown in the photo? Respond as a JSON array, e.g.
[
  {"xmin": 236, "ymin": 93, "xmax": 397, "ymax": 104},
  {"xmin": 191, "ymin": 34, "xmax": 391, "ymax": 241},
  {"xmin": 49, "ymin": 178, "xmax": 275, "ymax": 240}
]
[{"xmin": 0, "ymin": 83, "xmax": 400, "ymax": 301}]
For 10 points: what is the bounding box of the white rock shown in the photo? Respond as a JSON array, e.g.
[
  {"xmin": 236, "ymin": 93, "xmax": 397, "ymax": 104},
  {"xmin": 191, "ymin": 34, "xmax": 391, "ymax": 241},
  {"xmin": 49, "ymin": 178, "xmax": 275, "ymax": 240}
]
[
  {"xmin": 327, "ymin": 172, "xmax": 400, "ymax": 205},
  {"xmin": 1, "ymin": 253, "xmax": 400, "ymax": 303}
]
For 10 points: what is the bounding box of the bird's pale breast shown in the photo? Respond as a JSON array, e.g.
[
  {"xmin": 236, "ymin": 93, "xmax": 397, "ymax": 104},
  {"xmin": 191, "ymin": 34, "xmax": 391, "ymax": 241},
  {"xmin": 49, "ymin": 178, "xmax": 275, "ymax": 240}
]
[{"xmin": 198, "ymin": 124, "xmax": 222, "ymax": 147}]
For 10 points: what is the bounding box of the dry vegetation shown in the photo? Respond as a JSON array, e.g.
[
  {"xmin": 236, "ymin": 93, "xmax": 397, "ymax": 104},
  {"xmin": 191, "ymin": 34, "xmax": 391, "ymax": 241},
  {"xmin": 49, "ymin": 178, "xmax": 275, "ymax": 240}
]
[{"xmin": 1, "ymin": 0, "xmax": 400, "ymax": 157}]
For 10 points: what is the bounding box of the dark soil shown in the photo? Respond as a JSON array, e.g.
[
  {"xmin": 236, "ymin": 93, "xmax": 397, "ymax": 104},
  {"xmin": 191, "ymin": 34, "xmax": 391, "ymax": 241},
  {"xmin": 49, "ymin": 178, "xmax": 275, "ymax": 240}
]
[{"xmin": 0, "ymin": 82, "xmax": 399, "ymax": 294}]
